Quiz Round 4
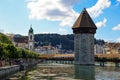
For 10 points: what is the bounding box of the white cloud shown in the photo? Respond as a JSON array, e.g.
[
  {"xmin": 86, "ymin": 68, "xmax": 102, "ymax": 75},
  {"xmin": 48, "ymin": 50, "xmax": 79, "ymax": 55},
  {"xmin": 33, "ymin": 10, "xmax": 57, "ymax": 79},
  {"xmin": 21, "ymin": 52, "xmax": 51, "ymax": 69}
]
[
  {"xmin": 27, "ymin": 0, "xmax": 111, "ymax": 27},
  {"xmin": 27, "ymin": 0, "xmax": 79, "ymax": 27},
  {"xmin": 117, "ymin": 0, "xmax": 120, "ymax": 2},
  {"xmin": 112, "ymin": 24, "xmax": 120, "ymax": 30},
  {"xmin": 95, "ymin": 18, "xmax": 107, "ymax": 28},
  {"xmin": 87, "ymin": 0, "xmax": 111, "ymax": 18}
]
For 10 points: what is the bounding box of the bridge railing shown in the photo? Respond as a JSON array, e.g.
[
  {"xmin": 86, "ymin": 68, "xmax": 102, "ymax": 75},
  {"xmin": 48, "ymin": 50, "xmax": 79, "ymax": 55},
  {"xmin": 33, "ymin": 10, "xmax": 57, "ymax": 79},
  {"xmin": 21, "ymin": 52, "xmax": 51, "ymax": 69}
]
[{"xmin": 95, "ymin": 54, "xmax": 120, "ymax": 59}]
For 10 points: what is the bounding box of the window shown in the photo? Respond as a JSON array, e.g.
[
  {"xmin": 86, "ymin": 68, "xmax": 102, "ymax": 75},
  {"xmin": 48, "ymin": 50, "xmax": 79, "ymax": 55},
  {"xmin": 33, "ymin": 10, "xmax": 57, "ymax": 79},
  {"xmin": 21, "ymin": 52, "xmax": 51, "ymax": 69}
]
[
  {"xmin": 30, "ymin": 35, "xmax": 32, "ymax": 40},
  {"xmin": 30, "ymin": 45, "xmax": 32, "ymax": 49}
]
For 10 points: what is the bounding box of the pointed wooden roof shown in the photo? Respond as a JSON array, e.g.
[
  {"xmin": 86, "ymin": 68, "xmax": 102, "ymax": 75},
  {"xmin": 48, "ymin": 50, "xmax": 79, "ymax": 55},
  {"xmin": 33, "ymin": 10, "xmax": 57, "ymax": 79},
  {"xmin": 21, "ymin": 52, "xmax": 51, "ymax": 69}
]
[{"xmin": 72, "ymin": 8, "xmax": 97, "ymax": 29}]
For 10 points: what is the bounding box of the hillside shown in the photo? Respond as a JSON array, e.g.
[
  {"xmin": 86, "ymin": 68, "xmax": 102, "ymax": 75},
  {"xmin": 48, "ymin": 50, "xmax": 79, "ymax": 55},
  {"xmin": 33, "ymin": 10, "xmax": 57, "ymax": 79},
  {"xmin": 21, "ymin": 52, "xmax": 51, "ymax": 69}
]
[
  {"xmin": 34, "ymin": 34, "xmax": 74, "ymax": 50},
  {"xmin": 34, "ymin": 34, "xmax": 105, "ymax": 50}
]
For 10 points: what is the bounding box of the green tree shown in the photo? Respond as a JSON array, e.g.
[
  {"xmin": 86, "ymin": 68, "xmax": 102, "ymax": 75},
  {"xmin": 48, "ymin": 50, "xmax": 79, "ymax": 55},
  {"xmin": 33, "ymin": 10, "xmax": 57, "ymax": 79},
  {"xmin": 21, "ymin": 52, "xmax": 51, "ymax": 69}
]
[
  {"xmin": 6, "ymin": 44, "xmax": 17, "ymax": 58},
  {"xmin": 0, "ymin": 33, "xmax": 13, "ymax": 44},
  {"xmin": 0, "ymin": 43, "xmax": 5, "ymax": 60},
  {"xmin": 16, "ymin": 48, "xmax": 22, "ymax": 58}
]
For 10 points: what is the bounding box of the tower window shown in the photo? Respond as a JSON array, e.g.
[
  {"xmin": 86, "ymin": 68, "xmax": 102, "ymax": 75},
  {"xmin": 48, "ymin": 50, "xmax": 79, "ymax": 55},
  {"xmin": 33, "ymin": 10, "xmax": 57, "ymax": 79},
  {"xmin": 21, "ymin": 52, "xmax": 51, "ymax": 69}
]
[
  {"xmin": 30, "ymin": 45, "xmax": 32, "ymax": 49},
  {"xmin": 30, "ymin": 35, "xmax": 32, "ymax": 40}
]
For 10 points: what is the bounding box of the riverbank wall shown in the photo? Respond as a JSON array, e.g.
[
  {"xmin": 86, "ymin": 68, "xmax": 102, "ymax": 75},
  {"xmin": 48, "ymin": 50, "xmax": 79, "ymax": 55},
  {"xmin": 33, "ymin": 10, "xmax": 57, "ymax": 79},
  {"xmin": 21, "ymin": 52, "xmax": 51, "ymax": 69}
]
[
  {"xmin": 0, "ymin": 60, "xmax": 39, "ymax": 80},
  {"xmin": 0, "ymin": 65, "xmax": 19, "ymax": 79}
]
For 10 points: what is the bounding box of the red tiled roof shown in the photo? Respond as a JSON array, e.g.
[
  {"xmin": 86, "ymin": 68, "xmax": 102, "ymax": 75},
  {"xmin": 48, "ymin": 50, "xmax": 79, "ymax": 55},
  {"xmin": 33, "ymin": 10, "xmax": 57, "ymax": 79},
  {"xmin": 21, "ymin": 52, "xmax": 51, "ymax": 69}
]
[{"xmin": 14, "ymin": 36, "xmax": 28, "ymax": 43}]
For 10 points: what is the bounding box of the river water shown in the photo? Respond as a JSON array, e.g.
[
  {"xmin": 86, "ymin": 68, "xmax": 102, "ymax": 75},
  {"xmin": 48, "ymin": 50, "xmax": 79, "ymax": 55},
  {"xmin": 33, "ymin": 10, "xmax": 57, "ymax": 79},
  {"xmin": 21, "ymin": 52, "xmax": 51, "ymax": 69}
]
[{"xmin": 25, "ymin": 63, "xmax": 120, "ymax": 80}]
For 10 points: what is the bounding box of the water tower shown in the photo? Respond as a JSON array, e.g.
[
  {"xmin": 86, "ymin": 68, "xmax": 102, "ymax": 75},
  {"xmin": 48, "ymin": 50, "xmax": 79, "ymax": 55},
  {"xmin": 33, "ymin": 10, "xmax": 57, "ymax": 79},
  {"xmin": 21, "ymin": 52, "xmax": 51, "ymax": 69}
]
[{"xmin": 72, "ymin": 8, "xmax": 97, "ymax": 65}]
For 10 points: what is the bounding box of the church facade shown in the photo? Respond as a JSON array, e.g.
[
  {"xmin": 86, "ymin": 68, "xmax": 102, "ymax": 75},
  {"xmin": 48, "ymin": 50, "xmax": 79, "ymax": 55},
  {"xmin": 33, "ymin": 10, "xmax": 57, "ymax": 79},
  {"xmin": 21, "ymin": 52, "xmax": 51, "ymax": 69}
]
[
  {"xmin": 9, "ymin": 25, "xmax": 58, "ymax": 54},
  {"xmin": 12, "ymin": 26, "xmax": 34, "ymax": 50},
  {"xmin": 28, "ymin": 26, "xmax": 34, "ymax": 50}
]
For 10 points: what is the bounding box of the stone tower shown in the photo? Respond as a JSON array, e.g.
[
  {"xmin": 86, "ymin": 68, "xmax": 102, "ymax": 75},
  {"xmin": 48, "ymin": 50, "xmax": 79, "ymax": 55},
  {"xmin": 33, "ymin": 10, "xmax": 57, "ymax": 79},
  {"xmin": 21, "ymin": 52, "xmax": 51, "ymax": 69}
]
[
  {"xmin": 72, "ymin": 8, "xmax": 97, "ymax": 65},
  {"xmin": 28, "ymin": 25, "xmax": 34, "ymax": 50}
]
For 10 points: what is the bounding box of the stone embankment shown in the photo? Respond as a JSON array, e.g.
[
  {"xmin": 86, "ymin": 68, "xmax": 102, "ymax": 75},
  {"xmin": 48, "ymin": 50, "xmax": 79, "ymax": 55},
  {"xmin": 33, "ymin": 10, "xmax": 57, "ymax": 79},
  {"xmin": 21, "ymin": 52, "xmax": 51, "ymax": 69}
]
[
  {"xmin": 0, "ymin": 65, "xmax": 19, "ymax": 79},
  {"xmin": 0, "ymin": 60, "xmax": 39, "ymax": 80}
]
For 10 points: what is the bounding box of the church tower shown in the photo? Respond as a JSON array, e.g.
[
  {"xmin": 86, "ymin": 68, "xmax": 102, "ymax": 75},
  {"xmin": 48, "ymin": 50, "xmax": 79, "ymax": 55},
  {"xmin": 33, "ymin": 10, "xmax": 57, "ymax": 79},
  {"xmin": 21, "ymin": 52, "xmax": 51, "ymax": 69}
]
[
  {"xmin": 28, "ymin": 25, "xmax": 34, "ymax": 50},
  {"xmin": 72, "ymin": 8, "xmax": 97, "ymax": 65}
]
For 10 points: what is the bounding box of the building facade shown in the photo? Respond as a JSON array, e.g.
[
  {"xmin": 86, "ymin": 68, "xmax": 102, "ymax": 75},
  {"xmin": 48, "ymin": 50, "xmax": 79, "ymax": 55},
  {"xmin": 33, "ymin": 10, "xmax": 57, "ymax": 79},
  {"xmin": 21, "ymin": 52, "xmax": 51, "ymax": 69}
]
[
  {"xmin": 34, "ymin": 45, "xmax": 58, "ymax": 54},
  {"xmin": 28, "ymin": 26, "xmax": 34, "ymax": 50},
  {"xmin": 94, "ymin": 44, "xmax": 106, "ymax": 54}
]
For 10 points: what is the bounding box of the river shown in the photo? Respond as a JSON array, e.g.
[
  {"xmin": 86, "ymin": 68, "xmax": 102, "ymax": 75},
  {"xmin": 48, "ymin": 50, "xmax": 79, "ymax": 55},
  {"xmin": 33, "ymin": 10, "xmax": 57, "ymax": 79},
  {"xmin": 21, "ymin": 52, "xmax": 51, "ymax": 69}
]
[{"xmin": 24, "ymin": 63, "xmax": 120, "ymax": 80}]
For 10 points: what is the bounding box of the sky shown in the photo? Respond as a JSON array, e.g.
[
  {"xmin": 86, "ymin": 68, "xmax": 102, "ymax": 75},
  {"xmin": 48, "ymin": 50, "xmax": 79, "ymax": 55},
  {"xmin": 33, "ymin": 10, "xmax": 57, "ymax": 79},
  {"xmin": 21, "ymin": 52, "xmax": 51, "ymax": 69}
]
[{"xmin": 0, "ymin": 0, "xmax": 120, "ymax": 42}]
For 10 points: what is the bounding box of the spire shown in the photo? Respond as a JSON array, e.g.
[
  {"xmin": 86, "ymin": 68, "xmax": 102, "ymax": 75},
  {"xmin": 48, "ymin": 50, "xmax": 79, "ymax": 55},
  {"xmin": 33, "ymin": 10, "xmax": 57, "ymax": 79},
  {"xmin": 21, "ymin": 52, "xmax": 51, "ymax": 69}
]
[
  {"xmin": 29, "ymin": 25, "xmax": 33, "ymax": 33},
  {"xmin": 72, "ymin": 8, "xmax": 97, "ymax": 34}
]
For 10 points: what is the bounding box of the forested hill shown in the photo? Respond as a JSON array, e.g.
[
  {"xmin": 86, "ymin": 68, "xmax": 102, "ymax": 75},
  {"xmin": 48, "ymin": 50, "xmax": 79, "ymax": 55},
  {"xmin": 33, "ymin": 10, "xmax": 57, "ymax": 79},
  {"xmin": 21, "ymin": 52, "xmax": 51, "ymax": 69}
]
[
  {"xmin": 34, "ymin": 34, "xmax": 74, "ymax": 50},
  {"xmin": 34, "ymin": 34, "xmax": 105, "ymax": 50}
]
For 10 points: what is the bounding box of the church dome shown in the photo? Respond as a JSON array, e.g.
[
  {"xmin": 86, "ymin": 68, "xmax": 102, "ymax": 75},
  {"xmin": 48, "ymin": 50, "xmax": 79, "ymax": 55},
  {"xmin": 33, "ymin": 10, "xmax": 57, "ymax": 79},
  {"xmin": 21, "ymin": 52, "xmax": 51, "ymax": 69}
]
[{"xmin": 29, "ymin": 27, "xmax": 33, "ymax": 33}]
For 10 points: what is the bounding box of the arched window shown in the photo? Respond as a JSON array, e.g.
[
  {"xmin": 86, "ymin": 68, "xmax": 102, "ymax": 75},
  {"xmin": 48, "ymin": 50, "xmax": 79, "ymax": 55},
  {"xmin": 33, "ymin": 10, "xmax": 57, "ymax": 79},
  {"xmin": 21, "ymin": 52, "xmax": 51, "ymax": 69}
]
[
  {"xmin": 30, "ymin": 45, "xmax": 32, "ymax": 49},
  {"xmin": 30, "ymin": 35, "xmax": 32, "ymax": 40}
]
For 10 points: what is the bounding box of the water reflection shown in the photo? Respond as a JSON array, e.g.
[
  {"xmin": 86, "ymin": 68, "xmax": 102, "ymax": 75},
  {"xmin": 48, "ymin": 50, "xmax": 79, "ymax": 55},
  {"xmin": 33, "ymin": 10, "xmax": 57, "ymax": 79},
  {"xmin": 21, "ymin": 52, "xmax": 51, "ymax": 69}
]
[
  {"xmin": 74, "ymin": 65, "xmax": 95, "ymax": 80},
  {"xmin": 21, "ymin": 63, "xmax": 120, "ymax": 80}
]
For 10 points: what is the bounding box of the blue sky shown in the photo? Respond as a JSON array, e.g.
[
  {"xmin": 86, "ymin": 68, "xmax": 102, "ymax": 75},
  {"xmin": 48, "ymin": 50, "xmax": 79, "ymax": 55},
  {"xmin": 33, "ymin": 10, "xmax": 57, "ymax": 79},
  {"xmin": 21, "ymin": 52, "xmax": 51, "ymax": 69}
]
[{"xmin": 0, "ymin": 0, "xmax": 120, "ymax": 42}]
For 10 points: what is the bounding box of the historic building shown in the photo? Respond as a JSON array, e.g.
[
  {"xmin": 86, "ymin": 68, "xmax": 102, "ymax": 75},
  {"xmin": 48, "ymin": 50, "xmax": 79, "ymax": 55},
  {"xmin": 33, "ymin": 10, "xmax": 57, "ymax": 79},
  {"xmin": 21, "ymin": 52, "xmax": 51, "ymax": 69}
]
[
  {"xmin": 12, "ymin": 26, "xmax": 35, "ymax": 50},
  {"xmin": 34, "ymin": 44, "xmax": 58, "ymax": 54},
  {"xmin": 13, "ymin": 35, "xmax": 28, "ymax": 49},
  {"xmin": 10, "ymin": 26, "xmax": 34, "ymax": 50},
  {"xmin": 106, "ymin": 42, "xmax": 120, "ymax": 54},
  {"xmin": 72, "ymin": 8, "xmax": 97, "ymax": 65},
  {"xmin": 28, "ymin": 26, "xmax": 34, "ymax": 50},
  {"xmin": 94, "ymin": 42, "xmax": 120, "ymax": 54},
  {"xmin": 94, "ymin": 44, "xmax": 106, "ymax": 54},
  {"xmin": 7, "ymin": 26, "xmax": 34, "ymax": 50},
  {"xmin": 7, "ymin": 26, "xmax": 59, "ymax": 54}
]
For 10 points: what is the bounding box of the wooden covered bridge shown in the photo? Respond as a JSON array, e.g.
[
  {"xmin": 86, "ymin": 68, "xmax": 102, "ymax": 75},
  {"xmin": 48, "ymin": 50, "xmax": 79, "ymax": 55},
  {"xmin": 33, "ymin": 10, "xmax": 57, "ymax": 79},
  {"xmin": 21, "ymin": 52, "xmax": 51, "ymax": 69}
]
[{"xmin": 39, "ymin": 53, "xmax": 120, "ymax": 62}]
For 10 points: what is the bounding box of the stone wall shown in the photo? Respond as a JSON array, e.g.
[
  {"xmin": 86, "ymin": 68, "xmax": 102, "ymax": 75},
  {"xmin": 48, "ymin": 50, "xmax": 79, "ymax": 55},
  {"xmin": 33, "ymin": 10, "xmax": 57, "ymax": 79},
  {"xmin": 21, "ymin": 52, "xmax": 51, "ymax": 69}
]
[
  {"xmin": 0, "ymin": 60, "xmax": 39, "ymax": 80},
  {"xmin": 0, "ymin": 65, "xmax": 20, "ymax": 79},
  {"xmin": 74, "ymin": 34, "xmax": 94, "ymax": 65}
]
